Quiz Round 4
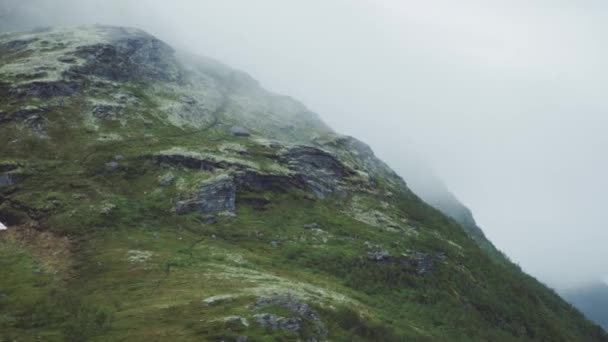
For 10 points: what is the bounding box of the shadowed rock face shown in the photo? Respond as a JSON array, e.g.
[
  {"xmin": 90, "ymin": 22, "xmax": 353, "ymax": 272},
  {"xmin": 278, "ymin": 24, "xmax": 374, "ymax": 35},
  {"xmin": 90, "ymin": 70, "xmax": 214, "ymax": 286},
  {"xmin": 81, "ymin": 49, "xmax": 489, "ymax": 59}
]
[
  {"xmin": 9, "ymin": 80, "xmax": 82, "ymax": 98},
  {"xmin": 281, "ymin": 146, "xmax": 356, "ymax": 198},
  {"xmin": 176, "ymin": 174, "xmax": 236, "ymax": 215}
]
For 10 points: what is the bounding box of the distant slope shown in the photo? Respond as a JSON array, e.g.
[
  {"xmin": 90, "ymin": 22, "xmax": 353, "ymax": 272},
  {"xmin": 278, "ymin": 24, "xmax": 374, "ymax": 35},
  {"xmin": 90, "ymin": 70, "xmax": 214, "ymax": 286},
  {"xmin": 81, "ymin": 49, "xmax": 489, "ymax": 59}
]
[
  {"xmin": 395, "ymin": 158, "xmax": 505, "ymax": 262},
  {"xmin": 562, "ymin": 282, "xmax": 608, "ymax": 330},
  {"xmin": 0, "ymin": 26, "xmax": 605, "ymax": 341}
]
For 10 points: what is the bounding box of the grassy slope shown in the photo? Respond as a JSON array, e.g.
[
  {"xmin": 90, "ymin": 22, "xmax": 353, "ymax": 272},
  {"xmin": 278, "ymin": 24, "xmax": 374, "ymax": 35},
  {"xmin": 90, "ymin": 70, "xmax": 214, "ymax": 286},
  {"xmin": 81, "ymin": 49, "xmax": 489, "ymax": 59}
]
[{"xmin": 0, "ymin": 34, "xmax": 606, "ymax": 341}]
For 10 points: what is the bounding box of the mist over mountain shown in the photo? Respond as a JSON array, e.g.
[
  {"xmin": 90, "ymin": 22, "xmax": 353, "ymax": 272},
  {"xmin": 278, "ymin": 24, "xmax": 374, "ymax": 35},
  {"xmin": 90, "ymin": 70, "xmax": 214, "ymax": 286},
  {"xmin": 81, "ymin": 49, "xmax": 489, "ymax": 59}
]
[
  {"xmin": 0, "ymin": 24, "xmax": 604, "ymax": 341},
  {"xmin": 1, "ymin": 1, "xmax": 608, "ymax": 340},
  {"xmin": 562, "ymin": 282, "xmax": 608, "ymax": 330},
  {"xmin": 2, "ymin": 0, "xmax": 608, "ymax": 294}
]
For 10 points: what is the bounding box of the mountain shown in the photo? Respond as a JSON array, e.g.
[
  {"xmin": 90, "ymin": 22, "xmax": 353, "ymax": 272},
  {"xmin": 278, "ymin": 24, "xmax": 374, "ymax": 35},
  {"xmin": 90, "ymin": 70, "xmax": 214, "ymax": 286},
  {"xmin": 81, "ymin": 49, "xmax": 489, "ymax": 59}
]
[
  {"xmin": 0, "ymin": 25, "xmax": 605, "ymax": 341},
  {"xmin": 398, "ymin": 164, "xmax": 505, "ymax": 263},
  {"xmin": 562, "ymin": 282, "xmax": 608, "ymax": 330}
]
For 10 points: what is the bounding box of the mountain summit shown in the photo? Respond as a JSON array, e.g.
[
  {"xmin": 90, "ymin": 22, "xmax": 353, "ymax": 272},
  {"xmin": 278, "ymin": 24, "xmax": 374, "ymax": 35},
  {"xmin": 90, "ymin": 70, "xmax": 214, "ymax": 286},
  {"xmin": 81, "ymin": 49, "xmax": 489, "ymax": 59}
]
[{"xmin": 0, "ymin": 25, "xmax": 605, "ymax": 341}]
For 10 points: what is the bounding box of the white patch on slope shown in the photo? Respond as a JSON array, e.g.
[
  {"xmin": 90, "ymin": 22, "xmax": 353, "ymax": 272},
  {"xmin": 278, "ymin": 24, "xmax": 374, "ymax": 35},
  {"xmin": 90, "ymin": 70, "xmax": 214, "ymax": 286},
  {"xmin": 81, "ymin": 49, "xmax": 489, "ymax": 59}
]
[{"xmin": 0, "ymin": 221, "xmax": 7, "ymax": 230}]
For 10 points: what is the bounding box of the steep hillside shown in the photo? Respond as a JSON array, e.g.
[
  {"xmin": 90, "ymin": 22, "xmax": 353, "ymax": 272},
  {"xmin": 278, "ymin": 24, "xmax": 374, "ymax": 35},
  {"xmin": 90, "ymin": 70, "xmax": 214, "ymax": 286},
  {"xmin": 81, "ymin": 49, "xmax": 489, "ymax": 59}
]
[
  {"xmin": 0, "ymin": 26, "xmax": 605, "ymax": 341},
  {"xmin": 404, "ymin": 170, "xmax": 505, "ymax": 263}
]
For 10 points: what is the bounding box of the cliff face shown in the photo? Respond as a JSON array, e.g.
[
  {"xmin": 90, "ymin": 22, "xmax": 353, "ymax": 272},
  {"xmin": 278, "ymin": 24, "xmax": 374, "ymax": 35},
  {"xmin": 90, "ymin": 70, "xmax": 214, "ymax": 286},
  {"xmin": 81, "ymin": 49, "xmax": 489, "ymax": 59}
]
[{"xmin": 0, "ymin": 26, "xmax": 605, "ymax": 341}]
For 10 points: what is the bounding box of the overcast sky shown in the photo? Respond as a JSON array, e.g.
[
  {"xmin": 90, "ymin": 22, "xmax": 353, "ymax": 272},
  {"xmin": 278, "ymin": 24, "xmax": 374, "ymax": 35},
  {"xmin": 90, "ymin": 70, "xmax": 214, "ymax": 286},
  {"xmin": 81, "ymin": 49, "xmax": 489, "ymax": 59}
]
[{"xmin": 2, "ymin": 0, "xmax": 607, "ymax": 290}]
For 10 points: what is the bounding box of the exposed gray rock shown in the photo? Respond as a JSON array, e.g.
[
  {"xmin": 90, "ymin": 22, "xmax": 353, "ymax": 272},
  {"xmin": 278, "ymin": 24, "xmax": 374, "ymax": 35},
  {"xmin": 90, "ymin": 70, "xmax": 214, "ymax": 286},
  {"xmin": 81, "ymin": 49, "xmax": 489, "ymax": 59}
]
[
  {"xmin": 303, "ymin": 223, "xmax": 320, "ymax": 229},
  {"xmin": 254, "ymin": 293, "xmax": 327, "ymax": 338},
  {"xmin": 93, "ymin": 103, "xmax": 123, "ymax": 119},
  {"xmin": 0, "ymin": 106, "xmax": 49, "ymax": 134},
  {"xmin": 0, "ymin": 38, "xmax": 38, "ymax": 51},
  {"xmin": 281, "ymin": 146, "xmax": 355, "ymax": 198},
  {"xmin": 72, "ymin": 27, "xmax": 181, "ymax": 82},
  {"xmin": 176, "ymin": 174, "xmax": 236, "ymax": 215},
  {"xmin": 153, "ymin": 152, "xmax": 246, "ymax": 171},
  {"xmin": 105, "ymin": 161, "xmax": 119, "ymax": 171},
  {"xmin": 367, "ymin": 250, "xmax": 391, "ymax": 261},
  {"xmin": 230, "ymin": 125, "xmax": 251, "ymax": 137},
  {"xmin": 408, "ymin": 251, "xmax": 435, "ymax": 274},
  {"xmin": 233, "ymin": 169, "xmax": 306, "ymax": 193},
  {"xmin": 0, "ymin": 174, "xmax": 16, "ymax": 188},
  {"xmin": 11, "ymin": 80, "xmax": 82, "ymax": 98},
  {"xmin": 253, "ymin": 313, "xmax": 302, "ymax": 334}
]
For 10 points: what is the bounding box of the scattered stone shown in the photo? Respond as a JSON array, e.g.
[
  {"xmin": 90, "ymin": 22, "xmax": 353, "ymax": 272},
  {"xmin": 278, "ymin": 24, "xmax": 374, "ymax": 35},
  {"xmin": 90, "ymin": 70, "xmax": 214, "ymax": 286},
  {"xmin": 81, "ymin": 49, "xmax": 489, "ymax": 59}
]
[
  {"xmin": 175, "ymin": 174, "xmax": 236, "ymax": 215},
  {"xmin": 270, "ymin": 240, "xmax": 279, "ymax": 248},
  {"xmin": 114, "ymin": 155, "xmax": 124, "ymax": 161},
  {"xmin": 105, "ymin": 161, "xmax": 119, "ymax": 171},
  {"xmin": 303, "ymin": 223, "xmax": 320, "ymax": 229},
  {"xmin": 158, "ymin": 173, "xmax": 175, "ymax": 186},
  {"xmin": 367, "ymin": 250, "xmax": 391, "ymax": 261},
  {"xmin": 254, "ymin": 293, "xmax": 327, "ymax": 338},
  {"xmin": 226, "ymin": 316, "xmax": 249, "ymax": 327},
  {"xmin": 253, "ymin": 313, "xmax": 302, "ymax": 334},
  {"xmin": 408, "ymin": 251, "xmax": 435, "ymax": 274},
  {"xmin": 202, "ymin": 294, "xmax": 234, "ymax": 307},
  {"xmin": 230, "ymin": 125, "xmax": 251, "ymax": 137}
]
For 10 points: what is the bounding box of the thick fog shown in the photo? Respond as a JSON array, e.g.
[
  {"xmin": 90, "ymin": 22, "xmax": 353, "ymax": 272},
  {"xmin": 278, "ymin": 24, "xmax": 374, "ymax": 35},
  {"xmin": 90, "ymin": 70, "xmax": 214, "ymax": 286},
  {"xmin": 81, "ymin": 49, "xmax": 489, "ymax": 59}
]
[{"xmin": 2, "ymin": 0, "xmax": 607, "ymax": 290}]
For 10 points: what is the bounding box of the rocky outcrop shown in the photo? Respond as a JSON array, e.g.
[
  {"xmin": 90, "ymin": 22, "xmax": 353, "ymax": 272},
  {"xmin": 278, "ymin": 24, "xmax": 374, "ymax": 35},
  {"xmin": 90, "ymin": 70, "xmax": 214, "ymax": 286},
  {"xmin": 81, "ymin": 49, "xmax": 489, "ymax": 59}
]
[
  {"xmin": 318, "ymin": 135, "xmax": 406, "ymax": 189},
  {"xmin": 152, "ymin": 146, "xmax": 363, "ymax": 198},
  {"xmin": 281, "ymin": 145, "xmax": 356, "ymax": 198},
  {"xmin": 0, "ymin": 106, "xmax": 49, "ymax": 134},
  {"xmin": 175, "ymin": 174, "xmax": 236, "ymax": 215},
  {"xmin": 72, "ymin": 26, "xmax": 181, "ymax": 83},
  {"xmin": 253, "ymin": 314, "xmax": 302, "ymax": 334},
  {"xmin": 367, "ymin": 250, "xmax": 391, "ymax": 261},
  {"xmin": 365, "ymin": 244, "xmax": 441, "ymax": 275},
  {"xmin": 254, "ymin": 293, "xmax": 327, "ymax": 339},
  {"xmin": 232, "ymin": 169, "xmax": 306, "ymax": 193},
  {"xmin": 0, "ymin": 163, "xmax": 22, "ymax": 189},
  {"xmin": 10, "ymin": 80, "xmax": 82, "ymax": 98}
]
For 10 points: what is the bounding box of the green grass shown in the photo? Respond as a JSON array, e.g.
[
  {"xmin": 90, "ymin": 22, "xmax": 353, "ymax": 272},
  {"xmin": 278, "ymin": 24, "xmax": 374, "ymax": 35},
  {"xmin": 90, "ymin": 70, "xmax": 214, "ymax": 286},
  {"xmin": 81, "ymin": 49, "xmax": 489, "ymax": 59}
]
[{"xmin": 0, "ymin": 80, "xmax": 606, "ymax": 341}]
